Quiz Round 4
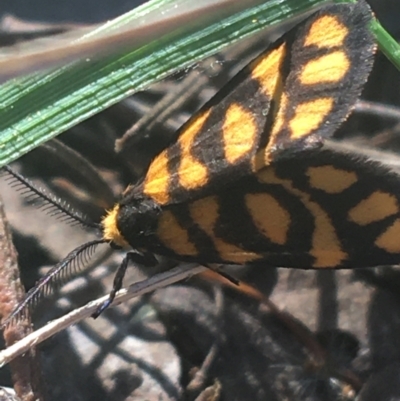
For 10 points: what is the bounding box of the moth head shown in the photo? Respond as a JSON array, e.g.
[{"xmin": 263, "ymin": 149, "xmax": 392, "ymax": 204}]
[{"xmin": 101, "ymin": 204, "xmax": 130, "ymax": 248}]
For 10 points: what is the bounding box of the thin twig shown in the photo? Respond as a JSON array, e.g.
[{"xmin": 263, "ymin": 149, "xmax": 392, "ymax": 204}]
[
  {"xmin": 0, "ymin": 264, "xmax": 206, "ymax": 367},
  {"xmin": 186, "ymin": 285, "xmax": 224, "ymax": 395},
  {"xmin": 355, "ymin": 100, "xmax": 400, "ymax": 120}
]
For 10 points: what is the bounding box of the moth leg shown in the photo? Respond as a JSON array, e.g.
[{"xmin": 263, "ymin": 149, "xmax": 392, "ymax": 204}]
[{"xmin": 92, "ymin": 250, "xmax": 157, "ymax": 318}]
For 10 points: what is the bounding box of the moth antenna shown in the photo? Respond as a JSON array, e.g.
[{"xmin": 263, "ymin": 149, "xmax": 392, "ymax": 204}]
[
  {"xmin": 2, "ymin": 165, "xmax": 100, "ymax": 230},
  {"xmin": 1, "ymin": 239, "xmax": 107, "ymax": 329}
]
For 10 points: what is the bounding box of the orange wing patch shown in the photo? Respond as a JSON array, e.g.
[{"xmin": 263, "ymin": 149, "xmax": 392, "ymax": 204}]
[
  {"xmin": 177, "ymin": 111, "xmax": 211, "ymax": 191},
  {"xmin": 299, "ymin": 51, "xmax": 350, "ymax": 85},
  {"xmin": 306, "ymin": 165, "xmax": 357, "ymax": 194},
  {"xmin": 223, "ymin": 103, "xmax": 258, "ymax": 164},
  {"xmin": 289, "ymin": 98, "xmax": 334, "ymax": 140},
  {"xmin": 348, "ymin": 191, "xmax": 399, "ymax": 226},
  {"xmin": 304, "ymin": 14, "xmax": 349, "ymax": 48},
  {"xmin": 143, "ymin": 151, "xmax": 171, "ymax": 205},
  {"xmin": 375, "ymin": 220, "xmax": 400, "ymax": 253},
  {"xmin": 250, "ymin": 43, "xmax": 286, "ymax": 97},
  {"xmin": 245, "ymin": 193, "xmax": 290, "ymax": 245}
]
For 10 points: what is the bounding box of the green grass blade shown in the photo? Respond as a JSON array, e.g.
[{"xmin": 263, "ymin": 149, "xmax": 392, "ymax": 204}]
[
  {"xmin": 370, "ymin": 18, "xmax": 400, "ymax": 72},
  {"xmin": 0, "ymin": 0, "xmax": 333, "ymax": 166}
]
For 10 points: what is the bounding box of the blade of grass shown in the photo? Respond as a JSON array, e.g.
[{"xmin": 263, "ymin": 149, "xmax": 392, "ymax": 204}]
[
  {"xmin": 370, "ymin": 18, "xmax": 400, "ymax": 72},
  {"xmin": 0, "ymin": 0, "xmax": 336, "ymax": 167}
]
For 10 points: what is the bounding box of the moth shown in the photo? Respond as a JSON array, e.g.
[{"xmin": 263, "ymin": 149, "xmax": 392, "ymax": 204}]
[{"xmin": 3, "ymin": 1, "xmax": 388, "ymax": 327}]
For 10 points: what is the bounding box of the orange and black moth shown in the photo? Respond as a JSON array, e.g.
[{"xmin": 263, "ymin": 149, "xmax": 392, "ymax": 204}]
[
  {"xmin": 104, "ymin": 0, "xmax": 380, "ymax": 268},
  {"xmin": 3, "ymin": 1, "xmax": 396, "ymax": 326}
]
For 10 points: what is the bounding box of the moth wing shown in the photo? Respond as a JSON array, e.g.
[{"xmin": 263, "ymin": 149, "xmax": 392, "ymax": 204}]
[
  {"xmin": 141, "ymin": 38, "xmax": 286, "ymax": 205},
  {"xmin": 141, "ymin": 2, "xmax": 375, "ymax": 206},
  {"xmin": 254, "ymin": 1, "xmax": 376, "ymax": 169},
  {"xmin": 154, "ymin": 147, "xmax": 400, "ymax": 269}
]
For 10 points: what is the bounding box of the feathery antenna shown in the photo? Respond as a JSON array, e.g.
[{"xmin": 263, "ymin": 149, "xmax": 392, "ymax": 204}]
[
  {"xmin": 1, "ymin": 239, "xmax": 107, "ymax": 329},
  {"xmin": 2, "ymin": 165, "xmax": 100, "ymax": 230}
]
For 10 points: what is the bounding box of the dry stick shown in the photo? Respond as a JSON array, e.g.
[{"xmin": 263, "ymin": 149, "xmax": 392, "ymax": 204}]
[
  {"xmin": 0, "ymin": 196, "xmax": 46, "ymax": 401},
  {"xmin": 0, "ymin": 263, "xmax": 206, "ymax": 367},
  {"xmin": 186, "ymin": 285, "xmax": 224, "ymax": 395},
  {"xmin": 354, "ymin": 100, "xmax": 400, "ymax": 120}
]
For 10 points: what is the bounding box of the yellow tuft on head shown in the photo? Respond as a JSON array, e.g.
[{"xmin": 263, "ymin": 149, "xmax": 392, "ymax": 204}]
[{"xmin": 101, "ymin": 204, "xmax": 130, "ymax": 248}]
